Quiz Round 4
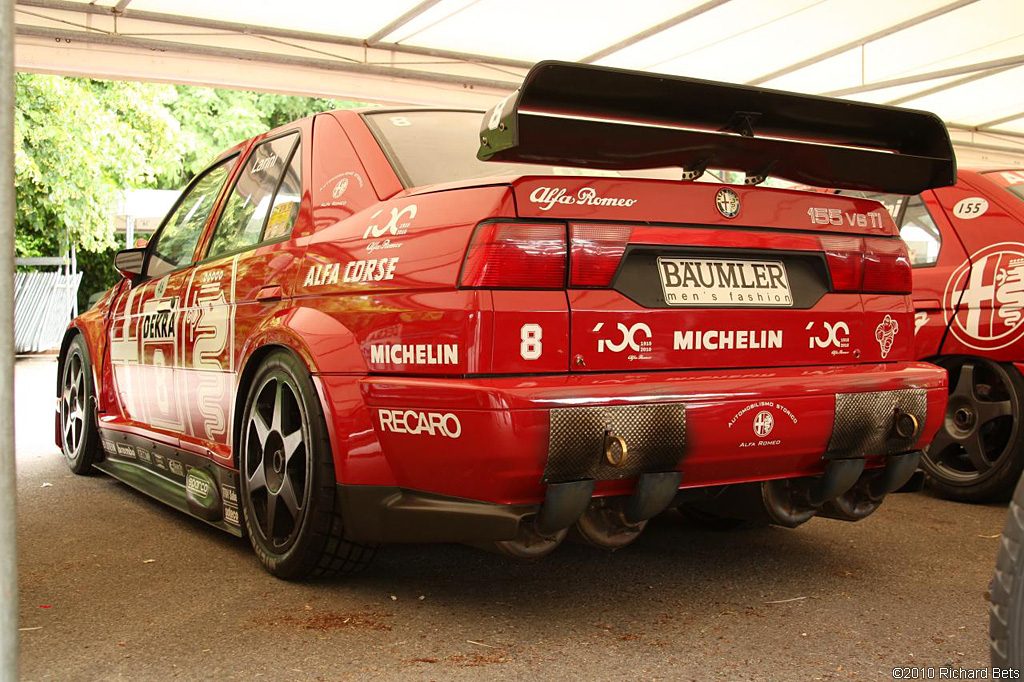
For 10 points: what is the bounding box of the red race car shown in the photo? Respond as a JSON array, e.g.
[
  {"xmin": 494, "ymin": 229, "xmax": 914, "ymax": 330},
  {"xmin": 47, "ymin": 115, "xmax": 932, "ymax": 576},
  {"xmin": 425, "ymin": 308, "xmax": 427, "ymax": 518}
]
[
  {"xmin": 872, "ymin": 168, "xmax": 1024, "ymax": 501},
  {"xmin": 56, "ymin": 62, "xmax": 953, "ymax": 578}
]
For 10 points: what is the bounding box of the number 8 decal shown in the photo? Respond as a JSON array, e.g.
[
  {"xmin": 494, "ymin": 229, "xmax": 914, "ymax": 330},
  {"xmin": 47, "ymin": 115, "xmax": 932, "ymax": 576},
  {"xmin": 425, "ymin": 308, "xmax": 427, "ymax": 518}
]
[{"xmin": 520, "ymin": 324, "xmax": 542, "ymax": 360}]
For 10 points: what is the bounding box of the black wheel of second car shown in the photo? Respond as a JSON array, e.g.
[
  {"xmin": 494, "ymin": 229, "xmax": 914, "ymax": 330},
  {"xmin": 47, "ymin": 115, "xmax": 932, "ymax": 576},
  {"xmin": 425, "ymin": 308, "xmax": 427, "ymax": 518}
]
[
  {"xmin": 922, "ymin": 357, "xmax": 1024, "ymax": 502},
  {"xmin": 239, "ymin": 350, "xmax": 376, "ymax": 579}
]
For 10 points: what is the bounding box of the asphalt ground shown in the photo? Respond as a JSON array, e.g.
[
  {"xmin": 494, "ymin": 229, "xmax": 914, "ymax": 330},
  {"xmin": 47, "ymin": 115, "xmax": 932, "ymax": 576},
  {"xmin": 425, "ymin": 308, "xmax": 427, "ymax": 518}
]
[{"xmin": 13, "ymin": 357, "xmax": 1012, "ymax": 681}]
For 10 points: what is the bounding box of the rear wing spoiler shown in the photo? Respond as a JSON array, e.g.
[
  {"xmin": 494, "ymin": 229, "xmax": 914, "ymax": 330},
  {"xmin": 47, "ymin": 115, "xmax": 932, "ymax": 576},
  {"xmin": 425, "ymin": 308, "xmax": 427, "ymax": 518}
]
[{"xmin": 477, "ymin": 61, "xmax": 956, "ymax": 195}]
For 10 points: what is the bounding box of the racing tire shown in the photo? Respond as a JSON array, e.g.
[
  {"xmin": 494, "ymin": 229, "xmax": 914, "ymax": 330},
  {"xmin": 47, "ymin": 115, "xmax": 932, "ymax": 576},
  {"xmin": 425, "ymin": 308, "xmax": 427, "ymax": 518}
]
[
  {"xmin": 59, "ymin": 335, "xmax": 101, "ymax": 475},
  {"xmin": 990, "ymin": 472, "xmax": 1024, "ymax": 668},
  {"xmin": 922, "ymin": 357, "xmax": 1024, "ymax": 502},
  {"xmin": 239, "ymin": 350, "xmax": 376, "ymax": 579}
]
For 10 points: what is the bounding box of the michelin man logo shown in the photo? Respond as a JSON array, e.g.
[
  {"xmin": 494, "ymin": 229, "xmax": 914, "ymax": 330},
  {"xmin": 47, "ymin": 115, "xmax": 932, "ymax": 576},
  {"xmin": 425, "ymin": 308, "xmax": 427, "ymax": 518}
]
[{"xmin": 875, "ymin": 314, "xmax": 899, "ymax": 359}]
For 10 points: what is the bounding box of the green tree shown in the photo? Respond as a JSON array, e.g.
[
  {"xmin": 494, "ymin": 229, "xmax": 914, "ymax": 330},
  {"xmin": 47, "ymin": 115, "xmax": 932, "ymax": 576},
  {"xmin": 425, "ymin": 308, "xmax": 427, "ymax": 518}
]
[{"xmin": 14, "ymin": 73, "xmax": 362, "ymax": 308}]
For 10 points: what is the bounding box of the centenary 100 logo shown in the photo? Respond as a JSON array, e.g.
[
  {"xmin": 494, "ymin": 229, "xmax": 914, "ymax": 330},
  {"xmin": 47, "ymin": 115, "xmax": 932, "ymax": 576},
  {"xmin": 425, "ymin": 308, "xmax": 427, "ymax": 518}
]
[{"xmin": 944, "ymin": 242, "xmax": 1024, "ymax": 351}]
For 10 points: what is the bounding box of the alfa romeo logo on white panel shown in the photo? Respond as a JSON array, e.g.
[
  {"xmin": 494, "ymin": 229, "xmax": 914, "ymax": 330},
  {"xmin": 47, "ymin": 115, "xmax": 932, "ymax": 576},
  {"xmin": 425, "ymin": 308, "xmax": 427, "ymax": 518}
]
[{"xmin": 944, "ymin": 242, "xmax": 1024, "ymax": 351}]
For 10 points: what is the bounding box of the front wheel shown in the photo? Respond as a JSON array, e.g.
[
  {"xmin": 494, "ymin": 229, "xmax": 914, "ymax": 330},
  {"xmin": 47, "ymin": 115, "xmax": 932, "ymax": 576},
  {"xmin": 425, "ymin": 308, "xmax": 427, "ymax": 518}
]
[
  {"xmin": 922, "ymin": 357, "xmax": 1024, "ymax": 502},
  {"xmin": 239, "ymin": 350, "xmax": 375, "ymax": 579}
]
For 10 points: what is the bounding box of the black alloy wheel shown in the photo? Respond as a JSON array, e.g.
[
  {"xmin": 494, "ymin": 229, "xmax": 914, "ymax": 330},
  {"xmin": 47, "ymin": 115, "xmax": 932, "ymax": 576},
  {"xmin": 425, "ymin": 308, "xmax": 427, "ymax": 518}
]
[
  {"xmin": 244, "ymin": 371, "xmax": 312, "ymax": 553},
  {"xmin": 239, "ymin": 350, "xmax": 375, "ymax": 579},
  {"xmin": 922, "ymin": 357, "xmax": 1024, "ymax": 502},
  {"xmin": 60, "ymin": 335, "xmax": 100, "ymax": 474}
]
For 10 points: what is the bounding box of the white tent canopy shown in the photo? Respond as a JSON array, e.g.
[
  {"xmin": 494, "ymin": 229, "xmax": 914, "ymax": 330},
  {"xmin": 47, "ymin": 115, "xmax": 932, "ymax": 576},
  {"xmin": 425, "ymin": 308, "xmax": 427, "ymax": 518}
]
[{"xmin": 12, "ymin": 0, "xmax": 1024, "ymax": 163}]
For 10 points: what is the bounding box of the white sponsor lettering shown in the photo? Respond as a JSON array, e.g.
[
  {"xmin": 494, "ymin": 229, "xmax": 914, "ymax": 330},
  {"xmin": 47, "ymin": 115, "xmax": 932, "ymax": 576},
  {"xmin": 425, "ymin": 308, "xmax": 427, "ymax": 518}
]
[
  {"xmin": 252, "ymin": 154, "xmax": 278, "ymax": 174},
  {"xmin": 364, "ymin": 204, "xmax": 417, "ymax": 239},
  {"xmin": 304, "ymin": 263, "xmax": 340, "ymax": 287},
  {"xmin": 224, "ymin": 506, "xmax": 240, "ymax": 525},
  {"xmin": 115, "ymin": 442, "xmax": 137, "ymax": 459},
  {"xmin": 728, "ymin": 401, "xmax": 798, "ymax": 448},
  {"xmin": 806, "ymin": 321, "xmax": 850, "ymax": 354},
  {"xmin": 186, "ymin": 472, "xmax": 211, "ymax": 497},
  {"xmin": 529, "ymin": 186, "xmax": 637, "ymax": 212},
  {"xmin": 875, "ymin": 314, "xmax": 899, "ymax": 359},
  {"xmin": 378, "ymin": 410, "xmax": 462, "ymax": 439},
  {"xmin": 370, "ymin": 344, "xmax": 458, "ymax": 366},
  {"xmin": 673, "ymin": 329, "xmax": 782, "ymax": 351},
  {"xmin": 953, "ymin": 197, "xmax": 989, "ymax": 219},
  {"xmin": 343, "ymin": 257, "xmax": 398, "ymax": 283}
]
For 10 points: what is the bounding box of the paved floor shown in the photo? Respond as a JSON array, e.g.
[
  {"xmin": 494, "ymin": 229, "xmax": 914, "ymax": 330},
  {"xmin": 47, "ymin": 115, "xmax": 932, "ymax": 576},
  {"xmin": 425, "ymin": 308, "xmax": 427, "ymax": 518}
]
[{"xmin": 14, "ymin": 357, "xmax": 1009, "ymax": 680}]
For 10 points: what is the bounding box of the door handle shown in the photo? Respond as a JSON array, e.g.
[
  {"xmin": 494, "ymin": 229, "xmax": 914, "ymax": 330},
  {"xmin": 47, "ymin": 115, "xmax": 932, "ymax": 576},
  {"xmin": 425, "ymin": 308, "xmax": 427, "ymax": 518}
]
[{"xmin": 256, "ymin": 285, "xmax": 283, "ymax": 302}]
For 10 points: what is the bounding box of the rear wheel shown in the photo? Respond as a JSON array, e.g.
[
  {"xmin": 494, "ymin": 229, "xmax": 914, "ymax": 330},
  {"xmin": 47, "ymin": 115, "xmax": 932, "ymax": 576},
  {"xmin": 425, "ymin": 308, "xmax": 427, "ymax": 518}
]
[
  {"xmin": 922, "ymin": 357, "xmax": 1024, "ymax": 502},
  {"xmin": 59, "ymin": 335, "xmax": 100, "ymax": 475},
  {"xmin": 239, "ymin": 350, "xmax": 375, "ymax": 579}
]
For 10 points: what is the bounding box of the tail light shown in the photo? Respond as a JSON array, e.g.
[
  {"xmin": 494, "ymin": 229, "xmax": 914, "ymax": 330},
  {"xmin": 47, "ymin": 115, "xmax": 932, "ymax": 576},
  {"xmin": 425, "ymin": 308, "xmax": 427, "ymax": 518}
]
[
  {"xmin": 460, "ymin": 222, "xmax": 567, "ymax": 289},
  {"xmin": 570, "ymin": 224, "xmax": 633, "ymax": 287},
  {"xmin": 862, "ymin": 237, "xmax": 912, "ymax": 294},
  {"xmin": 820, "ymin": 235, "xmax": 912, "ymax": 294},
  {"xmin": 820, "ymin": 236, "xmax": 864, "ymax": 292}
]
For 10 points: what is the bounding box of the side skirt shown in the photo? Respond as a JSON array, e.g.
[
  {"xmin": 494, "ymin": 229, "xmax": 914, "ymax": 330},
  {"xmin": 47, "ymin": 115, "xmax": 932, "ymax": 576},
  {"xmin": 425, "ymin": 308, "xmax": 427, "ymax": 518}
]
[{"xmin": 95, "ymin": 428, "xmax": 243, "ymax": 538}]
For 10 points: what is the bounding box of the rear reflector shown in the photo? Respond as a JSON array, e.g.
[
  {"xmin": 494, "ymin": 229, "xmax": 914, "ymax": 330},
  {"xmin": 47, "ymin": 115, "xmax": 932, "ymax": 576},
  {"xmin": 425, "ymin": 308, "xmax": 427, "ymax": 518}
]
[
  {"xmin": 570, "ymin": 224, "xmax": 633, "ymax": 287},
  {"xmin": 460, "ymin": 222, "xmax": 567, "ymax": 289},
  {"xmin": 820, "ymin": 235, "xmax": 911, "ymax": 294}
]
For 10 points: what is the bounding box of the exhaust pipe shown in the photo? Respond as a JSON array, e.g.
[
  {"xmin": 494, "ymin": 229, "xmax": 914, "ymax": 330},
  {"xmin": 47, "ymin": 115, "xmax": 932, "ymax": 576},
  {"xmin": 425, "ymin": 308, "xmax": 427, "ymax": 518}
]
[
  {"xmin": 819, "ymin": 451, "xmax": 922, "ymax": 522},
  {"xmin": 571, "ymin": 472, "xmax": 683, "ymax": 551},
  {"xmin": 679, "ymin": 458, "xmax": 866, "ymax": 529}
]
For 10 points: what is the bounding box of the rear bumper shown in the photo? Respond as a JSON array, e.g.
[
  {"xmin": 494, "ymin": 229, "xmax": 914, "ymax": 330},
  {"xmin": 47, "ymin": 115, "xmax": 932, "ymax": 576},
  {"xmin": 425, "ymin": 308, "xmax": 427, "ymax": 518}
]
[{"xmin": 321, "ymin": 362, "xmax": 947, "ymax": 510}]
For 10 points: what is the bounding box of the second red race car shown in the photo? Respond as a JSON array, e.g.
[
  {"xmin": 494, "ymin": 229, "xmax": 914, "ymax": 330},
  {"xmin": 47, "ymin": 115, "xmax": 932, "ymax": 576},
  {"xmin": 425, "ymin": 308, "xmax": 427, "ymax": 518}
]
[
  {"xmin": 864, "ymin": 168, "xmax": 1024, "ymax": 502},
  {"xmin": 56, "ymin": 62, "xmax": 953, "ymax": 578}
]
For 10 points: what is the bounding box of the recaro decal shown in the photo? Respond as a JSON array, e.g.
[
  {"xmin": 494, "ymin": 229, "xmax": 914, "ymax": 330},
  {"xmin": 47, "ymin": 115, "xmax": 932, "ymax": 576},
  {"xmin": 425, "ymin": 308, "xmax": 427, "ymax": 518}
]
[
  {"xmin": 944, "ymin": 242, "xmax": 1024, "ymax": 351},
  {"xmin": 378, "ymin": 410, "xmax": 462, "ymax": 438}
]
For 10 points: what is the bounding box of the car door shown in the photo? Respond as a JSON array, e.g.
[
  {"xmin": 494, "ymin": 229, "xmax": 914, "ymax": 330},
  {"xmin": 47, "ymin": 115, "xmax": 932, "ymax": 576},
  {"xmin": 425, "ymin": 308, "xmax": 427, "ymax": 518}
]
[
  {"xmin": 178, "ymin": 127, "xmax": 307, "ymax": 465},
  {"xmin": 108, "ymin": 155, "xmax": 238, "ymax": 444},
  {"xmin": 932, "ymin": 176, "xmax": 1024, "ymax": 361}
]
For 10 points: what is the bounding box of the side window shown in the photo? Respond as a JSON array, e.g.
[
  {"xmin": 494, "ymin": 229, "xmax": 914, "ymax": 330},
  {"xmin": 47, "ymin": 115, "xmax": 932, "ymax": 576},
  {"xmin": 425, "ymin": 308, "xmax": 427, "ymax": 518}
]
[
  {"xmin": 899, "ymin": 195, "xmax": 942, "ymax": 267},
  {"xmin": 147, "ymin": 159, "xmax": 233, "ymax": 277},
  {"xmin": 206, "ymin": 133, "xmax": 300, "ymax": 259}
]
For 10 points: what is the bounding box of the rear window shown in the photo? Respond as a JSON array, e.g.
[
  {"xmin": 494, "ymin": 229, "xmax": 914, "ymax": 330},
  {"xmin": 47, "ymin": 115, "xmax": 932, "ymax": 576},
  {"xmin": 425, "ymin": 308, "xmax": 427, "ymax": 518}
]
[
  {"xmin": 363, "ymin": 110, "xmax": 677, "ymax": 188},
  {"xmin": 984, "ymin": 170, "xmax": 1024, "ymax": 202}
]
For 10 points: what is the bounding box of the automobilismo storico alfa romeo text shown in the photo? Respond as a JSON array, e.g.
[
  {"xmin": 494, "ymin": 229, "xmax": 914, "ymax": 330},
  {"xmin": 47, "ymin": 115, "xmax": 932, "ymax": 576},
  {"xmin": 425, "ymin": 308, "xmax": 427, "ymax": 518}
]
[{"xmin": 57, "ymin": 62, "xmax": 955, "ymax": 578}]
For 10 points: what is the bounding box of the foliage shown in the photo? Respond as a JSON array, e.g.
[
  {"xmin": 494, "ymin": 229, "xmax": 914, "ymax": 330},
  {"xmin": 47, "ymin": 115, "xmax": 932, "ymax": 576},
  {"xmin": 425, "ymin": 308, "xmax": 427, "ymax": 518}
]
[{"xmin": 14, "ymin": 73, "xmax": 361, "ymax": 308}]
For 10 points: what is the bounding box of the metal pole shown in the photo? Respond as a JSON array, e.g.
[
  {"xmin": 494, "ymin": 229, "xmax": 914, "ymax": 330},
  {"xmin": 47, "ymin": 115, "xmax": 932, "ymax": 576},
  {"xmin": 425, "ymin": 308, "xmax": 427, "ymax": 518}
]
[{"xmin": 0, "ymin": 0, "xmax": 18, "ymax": 676}]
